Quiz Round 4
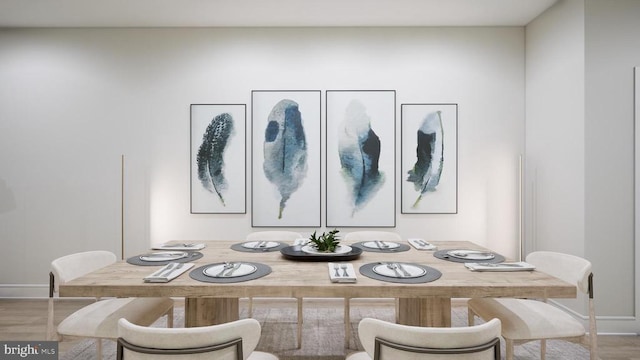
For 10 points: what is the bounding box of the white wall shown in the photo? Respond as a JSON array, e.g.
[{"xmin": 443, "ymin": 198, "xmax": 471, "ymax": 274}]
[
  {"xmin": 525, "ymin": 0, "xmax": 588, "ymax": 321},
  {"xmin": 0, "ymin": 27, "xmax": 525, "ymax": 297},
  {"xmin": 526, "ymin": 0, "xmax": 640, "ymax": 333},
  {"xmin": 525, "ymin": 0, "xmax": 585, "ymax": 256},
  {"xmin": 584, "ymin": 0, "xmax": 640, "ymax": 333}
]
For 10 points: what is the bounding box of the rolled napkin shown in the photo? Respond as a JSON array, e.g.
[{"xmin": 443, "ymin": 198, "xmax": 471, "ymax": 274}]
[
  {"xmin": 408, "ymin": 238, "xmax": 437, "ymax": 251},
  {"xmin": 152, "ymin": 243, "xmax": 206, "ymax": 251},
  {"xmin": 464, "ymin": 262, "xmax": 536, "ymax": 272},
  {"xmin": 144, "ymin": 262, "xmax": 195, "ymax": 283},
  {"xmin": 328, "ymin": 262, "xmax": 357, "ymax": 283}
]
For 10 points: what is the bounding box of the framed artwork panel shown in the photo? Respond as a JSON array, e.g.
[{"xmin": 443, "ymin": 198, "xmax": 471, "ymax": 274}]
[
  {"xmin": 251, "ymin": 90, "xmax": 321, "ymax": 227},
  {"xmin": 401, "ymin": 103, "xmax": 458, "ymax": 214},
  {"xmin": 190, "ymin": 104, "xmax": 246, "ymax": 214},
  {"xmin": 326, "ymin": 90, "xmax": 396, "ymax": 227}
]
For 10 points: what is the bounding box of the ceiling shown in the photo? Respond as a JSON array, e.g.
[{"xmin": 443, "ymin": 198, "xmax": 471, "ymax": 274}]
[{"xmin": 0, "ymin": 0, "xmax": 558, "ymax": 28}]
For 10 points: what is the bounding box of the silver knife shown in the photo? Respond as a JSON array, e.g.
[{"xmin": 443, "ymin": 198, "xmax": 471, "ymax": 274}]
[
  {"xmin": 158, "ymin": 263, "xmax": 178, "ymax": 277},
  {"xmin": 163, "ymin": 263, "xmax": 185, "ymax": 278},
  {"xmin": 225, "ymin": 262, "xmax": 242, "ymax": 277},
  {"xmin": 395, "ymin": 263, "xmax": 412, "ymax": 277},
  {"xmin": 386, "ymin": 263, "xmax": 403, "ymax": 277},
  {"xmin": 375, "ymin": 240, "xmax": 386, "ymax": 249},
  {"xmin": 214, "ymin": 262, "xmax": 233, "ymax": 277},
  {"xmin": 478, "ymin": 262, "xmax": 522, "ymax": 267}
]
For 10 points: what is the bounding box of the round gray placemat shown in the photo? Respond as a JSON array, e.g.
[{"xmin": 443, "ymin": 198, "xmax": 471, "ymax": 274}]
[
  {"xmin": 351, "ymin": 241, "xmax": 410, "ymax": 253},
  {"xmin": 190, "ymin": 262, "xmax": 271, "ymax": 283},
  {"xmin": 126, "ymin": 251, "xmax": 203, "ymax": 266},
  {"xmin": 231, "ymin": 242, "xmax": 288, "ymax": 253},
  {"xmin": 359, "ymin": 262, "xmax": 442, "ymax": 284},
  {"xmin": 433, "ymin": 249, "xmax": 505, "ymax": 263}
]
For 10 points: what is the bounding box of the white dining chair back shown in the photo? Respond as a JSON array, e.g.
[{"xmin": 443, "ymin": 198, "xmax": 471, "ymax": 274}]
[
  {"xmin": 246, "ymin": 231, "xmax": 302, "ymax": 242},
  {"xmin": 117, "ymin": 318, "xmax": 278, "ymax": 360},
  {"xmin": 245, "ymin": 231, "xmax": 304, "ymax": 348},
  {"xmin": 346, "ymin": 317, "xmax": 501, "ymax": 360},
  {"xmin": 48, "ymin": 250, "xmax": 174, "ymax": 359},
  {"xmin": 50, "ymin": 250, "xmax": 116, "ymax": 291},
  {"xmin": 343, "ymin": 231, "xmax": 402, "ymax": 243},
  {"xmin": 526, "ymin": 251, "xmax": 592, "ymax": 295},
  {"xmin": 468, "ymin": 251, "xmax": 598, "ymax": 360}
]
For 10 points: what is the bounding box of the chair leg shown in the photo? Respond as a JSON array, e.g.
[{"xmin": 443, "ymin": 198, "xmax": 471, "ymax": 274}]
[
  {"xmin": 467, "ymin": 307, "xmax": 475, "ymax": 326},
  {"xmin": 589, "ymin": 298, "xmax": 599, "ymax": 360},
  {"xmin": 167, "ymin": 307, "xmax": 174, "ymax": 328},
  {"xmin": 96, "ymin": 339, "xmax": 103, "ymax": 359},
  {"xmin": 505, "ymin": 339, "xmax": 514, "ymax": 360},
  {"xmin": 344, "ymin": 298, "xmax": 351, "ymax": 348},
  {"xmin": 296, "ymin": 298, "xmax": 303, "ymax": 349},
  {"xmin": 47, "ymin": 298, "xmax": 56, "ymax": 341},
  {"xmin": 589, "ymin": 335, "xmax": 599, "ymax": 360},
  {"xmin": 394, "ymin": 298, "xmax": 399, "ymax": 323},
  {"xmin": 541, "ymin": 339, "xmax": 546, "ymax": 360}
]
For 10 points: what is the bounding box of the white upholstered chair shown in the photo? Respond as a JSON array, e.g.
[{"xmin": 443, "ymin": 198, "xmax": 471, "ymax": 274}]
[
  {"xmin": 346, "ymin": 317, "xmax": 501, "ymax": 360},
  {"xmin": 47, "ymin": 251, "xmax": 174, "ymax": 359},
  {"xmin": 343, "ymin": 231, "xmax": 403, "ymax": 347},
  {"xmin": 245, "ymin": 231, "xmax": 303, "ymax": 348},
  {"xmin": 117, "ymin": 318, "xmax": 278, "ymax": 360},
  {"xmin": 468, "ymin": 251, "xmax": 598, "ymax": 360}
]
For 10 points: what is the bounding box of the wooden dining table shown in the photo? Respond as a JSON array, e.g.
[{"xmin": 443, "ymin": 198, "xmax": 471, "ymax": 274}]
[{"xmin": 59, "ymin": 240, "xmax": 576, "ymax": 328}]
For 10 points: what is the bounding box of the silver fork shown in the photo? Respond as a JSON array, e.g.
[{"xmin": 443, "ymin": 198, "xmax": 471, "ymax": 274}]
[
  {"xmin": 225, "ymin": 262, "xmax": 242, "ymax": 277},
  {"xmin": 340, "ymin": 264, "xmax": 349, "ymax": 277},
  {"xmin": 158, "ymin": 263, "xmax": 178, "ymax": 277},
  {"xmin": 478, "ymin": 262, "xmax": 522, "ymax": 267},
  {"xmin": 386, "ymin": 263, "xmax": 403, "ymax": 277},
  {"xmin": 165, "ymin": 263, "xmax": 185, "ymax": 277},
  {"xmin": 375, "ymin": 240, "xmax": 389, "ymax": 249},
  {"xmin": 214, "ymin": 262, "xmax": 233, "ymax": 277}
]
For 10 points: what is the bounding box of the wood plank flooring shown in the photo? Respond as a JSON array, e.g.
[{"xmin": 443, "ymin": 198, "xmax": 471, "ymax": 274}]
[{"xmin": 1, "ymin": 298, "xmax": 639, "ymax": 359}]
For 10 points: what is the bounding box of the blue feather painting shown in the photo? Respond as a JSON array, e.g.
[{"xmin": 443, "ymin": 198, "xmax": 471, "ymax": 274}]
[
  {"xmin": 252, "ymin": 90, "xmax": 320, "ymax": 227},
  {"xmin": 191, "ymin": 104, "xmax": 246, "ymax": 214},
  {"xmin": 197, "ymin": 112, "xmax": 234, "ymax": 206},
  {"xmin": 401, "ymin": 103, "xmax": 457, "ymax": 214},
  {"xmin": 263, "ymin": 99, "xmax": 308, "ymax": 219},
  {"xmin": 326, "ymin": 90, "xmax": 396, "ymax": 227},
  {"xmin": 338, "ymin": 100, "xmax": 385, "ymax": 215},
  {"xmin": 406, "ymin": 111, "xmax": 444, "ymax": 208}
]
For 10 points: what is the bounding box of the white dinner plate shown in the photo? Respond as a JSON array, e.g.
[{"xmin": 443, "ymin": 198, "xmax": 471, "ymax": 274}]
[
  {"xmin": 373, "ymin": 263, "xmax": 426, "ymax": 278},
  {"xmin": 301, "ymin": 245, "xmax": 352, "ymax": 255},
  {"xmin": 139, "ymin": 252, "xmax": 188, "ymax": 262},
  {"xmin": 447, "ymin": 250, "xmax": 495, "ymax": 260},
  {"xmin": 203, "ymin": 263, "xmax": 257, "ymax": 278},
  {"xmin": 362, "ymin": 241, "xmax": 400, "ymax": 249},
  {"xmin": 242, "ymin": 241, "xmax": 280, "ymax": 249}
]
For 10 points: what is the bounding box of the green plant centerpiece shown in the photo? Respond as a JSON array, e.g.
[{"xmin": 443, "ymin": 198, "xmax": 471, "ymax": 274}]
[{"xmin": 308, "ymin": 229, "xmax": 341, "ymax": 253}]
